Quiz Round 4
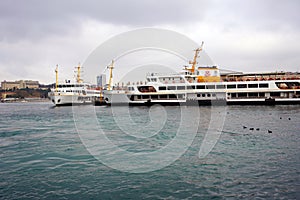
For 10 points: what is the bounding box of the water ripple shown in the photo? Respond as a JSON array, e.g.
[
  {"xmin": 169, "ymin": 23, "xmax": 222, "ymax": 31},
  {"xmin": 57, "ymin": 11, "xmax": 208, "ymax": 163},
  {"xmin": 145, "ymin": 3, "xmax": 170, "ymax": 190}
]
[{"xmin": 0, "ymin": 103, "xmax": 299, "ymax": 199}]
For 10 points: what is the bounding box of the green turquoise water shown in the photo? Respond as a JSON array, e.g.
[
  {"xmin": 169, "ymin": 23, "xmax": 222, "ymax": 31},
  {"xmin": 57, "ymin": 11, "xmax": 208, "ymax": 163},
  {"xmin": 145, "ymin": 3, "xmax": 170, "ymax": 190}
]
[{"xmin": 0, "ymin": 102, "xmax": 299, "ymax": 199}]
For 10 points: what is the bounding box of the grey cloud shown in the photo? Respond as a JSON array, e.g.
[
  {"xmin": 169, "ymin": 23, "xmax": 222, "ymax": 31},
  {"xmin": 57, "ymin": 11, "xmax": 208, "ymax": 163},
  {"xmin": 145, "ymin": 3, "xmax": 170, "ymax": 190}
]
[
  {"xmin": 1, "ymin": 0, "xmax": 299, "ymax": 42},
  {"xmin": 0, "ymin": 0, "xmax": 210, "ymax": 42},
  {"xmin": 0, "ymin": 1, "xmax": 79, "ymax": 42},
  {"xmin": 214, "ymin": 0, "xmax": 300, "ymax": 32},
  {"xmin": 1, "ymin": 0, "xmax": 300, "ymax": 84}
]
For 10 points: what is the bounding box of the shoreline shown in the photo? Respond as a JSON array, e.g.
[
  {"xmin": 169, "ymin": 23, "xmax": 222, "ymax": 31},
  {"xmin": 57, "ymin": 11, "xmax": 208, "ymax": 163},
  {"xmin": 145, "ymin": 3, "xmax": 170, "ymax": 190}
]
[{"xmin": 1, "ymin": 98, "xmax": 50, "ymax": 103}]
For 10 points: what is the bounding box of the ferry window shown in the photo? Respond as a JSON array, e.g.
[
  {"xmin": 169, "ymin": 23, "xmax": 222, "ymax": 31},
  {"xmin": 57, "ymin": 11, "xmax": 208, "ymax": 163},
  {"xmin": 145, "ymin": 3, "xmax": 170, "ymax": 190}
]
[
  {"xmin": 238, "ymin": 93, "xmax": 247, "ymax": 97},
  {"xmin": 238, "ymin": 84, "xmax": 247, "ymax": 88},
  {"xmin": 212, "ymin": 93, "xmax": 216, "ymax": 97},
  {"xmin": 227, "ymin": 85, "xmax": 236, "ymax": 89},
  {"xmin": 206, "ymin": 85, "xmax": 215, "ymax": 89},
  {"xmin": 207, "ymin": 94, "xmax": 211, "ymax": 97},
  {"xmin": 231, "ymin": 93, "xmax": 237, "ymax": 98},
  {"xmin": 162, "ymin": 78, "xmax": 165, "ymax": 81},
  {"xmin": 169, "ymin": 94, "xmax": 177, "ymax": 99},
  {"xmin": 197, "ymin": 94, "xmax": 201, "ymax": 97},
  {"xmin": 202, "ymin": 94, "xmax": 206, "ymax": 97},
  {"xmin": 248, "ymin": 84, "xmax": 258, "ymax": 88},
  {"xmin": 159, "ymin": 95, "xmax": 167, "ymax": 99},
  {"xmin": 216, "ymin": 85, "xmax": 225, "ymax": 89},
  {"xmin": 137, "ymin": 95, "xmax": 141, "ymax": 99},
  {"xmin": 259, "ymin": 83, "xmax": 269, "ymax": 88},
  {"xmin": 177, "ymin": 86, "xmax": 186, "ymax": 90},
  {"xmin": 191, "ymin": 85, "xmax": 196, "ymax": 89},
  {"xmin": 143, "ymin": 95, "xmax": 150, "ymax": 99},
  {"xmin": 151, "ymin": 95, "xmax": 158, "ymax": 99},
  {"xmin": 248, "ymin": 93, "xmax": 258, "ymax": 97},
  {"xmin": 197, "ymin": 85, "xmax": 205, "ymax": 89},
  {"xmin": 177, "ymin": 94, "xmax": 183, "ymax": 99},
  {"xmin": 159, "ymin": 86, "xmax": 166, "ymax": 90},
  {"xmin": 187, "ymin": 85, "xmax": 193, "ymax": 90},
  {"xmin": 259, "ymin": 93, "xmax": 265, "ymax": 97},
  {"xmin": 147, "ymin": 78, "xmax": 150, "ymax": 82},
  {"xmin": 270, "ymin": 92, "xmax": 280, "ymax": 97},
  {"xmin": 167, "ymin": 86, "xmax": 176, "ymax": 90}
]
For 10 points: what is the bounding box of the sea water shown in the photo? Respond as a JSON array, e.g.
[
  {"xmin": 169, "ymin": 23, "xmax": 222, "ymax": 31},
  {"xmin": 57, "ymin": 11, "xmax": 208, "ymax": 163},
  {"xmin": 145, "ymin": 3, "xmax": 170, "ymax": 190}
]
[{"xmin": 0, "ymin": 102, "xmax": 299, "ymax": 199}]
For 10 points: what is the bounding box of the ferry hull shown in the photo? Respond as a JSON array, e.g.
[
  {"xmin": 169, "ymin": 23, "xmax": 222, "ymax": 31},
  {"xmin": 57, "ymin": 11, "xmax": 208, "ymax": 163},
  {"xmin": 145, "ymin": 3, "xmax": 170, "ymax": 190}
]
[
  {"xmin": 227, "ymin": 98, "xmax": 300, "ymax": 105},
  {"xmin": 49, "ymin": 93, "xmax": 93, "ymax": 106},
  {"xmin": 106, "ymin": 99, "xmax": 300, "ymax": 106},
  {"xmin": 104, "ymin": 92, "xmax": 300, "ymax": 106}
]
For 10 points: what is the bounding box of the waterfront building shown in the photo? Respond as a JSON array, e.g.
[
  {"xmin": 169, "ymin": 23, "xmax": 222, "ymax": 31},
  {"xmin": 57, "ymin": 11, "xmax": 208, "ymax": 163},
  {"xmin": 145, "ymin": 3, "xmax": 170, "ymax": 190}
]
[{"xmin": 1, "ymin": 80, "xmax": 39, "ymax": 90}]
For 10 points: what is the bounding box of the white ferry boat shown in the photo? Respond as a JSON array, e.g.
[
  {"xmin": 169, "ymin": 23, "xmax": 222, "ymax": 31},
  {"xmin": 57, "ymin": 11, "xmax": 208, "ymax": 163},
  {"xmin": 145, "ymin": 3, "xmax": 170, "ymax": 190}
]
[
  {"xmin": 103, "ymin": 45, "xmax": 300, "ymax": 106},
  {"xmin": 48, "ymin": 64, "xmax": 101, "ymax": 106}
]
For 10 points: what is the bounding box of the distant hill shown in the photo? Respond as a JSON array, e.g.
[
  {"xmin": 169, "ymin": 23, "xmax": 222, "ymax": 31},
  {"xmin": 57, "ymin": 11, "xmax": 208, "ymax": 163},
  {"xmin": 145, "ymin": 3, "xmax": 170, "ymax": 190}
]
[{"xmin": 0, "ymin": 87, "xmax": 52, "ymax": 99}]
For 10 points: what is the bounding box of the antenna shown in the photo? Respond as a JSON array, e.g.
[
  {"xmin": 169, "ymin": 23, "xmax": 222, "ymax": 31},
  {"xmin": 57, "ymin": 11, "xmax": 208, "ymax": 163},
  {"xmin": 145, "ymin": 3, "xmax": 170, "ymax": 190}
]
[
  {"xmin": 107, "ymin": 60, "xmax": 114, "ymax": 91},
  {"xmin": 55, "ymin": 64, "xmax": 58, "ymax": 92}
]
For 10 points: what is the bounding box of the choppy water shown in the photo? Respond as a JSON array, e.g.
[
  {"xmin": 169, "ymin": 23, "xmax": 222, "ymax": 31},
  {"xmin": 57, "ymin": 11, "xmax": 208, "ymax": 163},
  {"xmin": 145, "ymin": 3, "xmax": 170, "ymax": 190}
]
[{"xmin": 0, "ymin": 102, "xmax": 299, "ymax": 199}]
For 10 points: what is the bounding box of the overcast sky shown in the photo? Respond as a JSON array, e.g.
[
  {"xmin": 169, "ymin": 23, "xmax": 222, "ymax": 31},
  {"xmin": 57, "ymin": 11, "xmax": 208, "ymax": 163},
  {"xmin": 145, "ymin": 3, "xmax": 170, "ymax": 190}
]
[{"xmin": 0, "ymin": 0, "xmax": 300, "ymax": 84}]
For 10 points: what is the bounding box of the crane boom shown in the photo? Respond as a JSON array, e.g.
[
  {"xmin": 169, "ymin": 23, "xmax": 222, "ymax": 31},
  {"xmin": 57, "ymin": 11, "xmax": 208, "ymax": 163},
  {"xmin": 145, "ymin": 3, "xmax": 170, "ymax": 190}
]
[
  {"xmin": 189, "ymin": 41, "xmax": 204, "ymax": 74},
  {"xmin": 107, "ymin": 60, "xmax": 114, "ymax": 91}
]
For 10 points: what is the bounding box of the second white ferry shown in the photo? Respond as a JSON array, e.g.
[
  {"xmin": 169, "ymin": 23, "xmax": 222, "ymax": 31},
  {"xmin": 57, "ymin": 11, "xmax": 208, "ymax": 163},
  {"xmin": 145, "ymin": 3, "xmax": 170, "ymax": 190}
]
[
  {"xmin": 103, "ymin": 43, "xmax": 300, "ymax": 106},
  {"xmin": 48, "ymin": 64, "xmax": 101, "ymax": 106}
]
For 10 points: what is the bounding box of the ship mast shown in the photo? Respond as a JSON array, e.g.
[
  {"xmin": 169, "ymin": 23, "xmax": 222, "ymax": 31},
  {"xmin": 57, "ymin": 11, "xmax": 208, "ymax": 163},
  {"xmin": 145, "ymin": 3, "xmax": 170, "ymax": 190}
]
[
  {"xmin": 188, "ymin": 41, "xmax": 204, "ymax": 74},
  {"xmin": 107, "ymin": 60, "xmax": 114, "ymax": 91},
  {"xmin": 76, "ymin": 63, "xmax": 83, "ymax": 83},
  {"xmin": 55, "ymin": 64, "xmax": 58, "ymax": 92}
]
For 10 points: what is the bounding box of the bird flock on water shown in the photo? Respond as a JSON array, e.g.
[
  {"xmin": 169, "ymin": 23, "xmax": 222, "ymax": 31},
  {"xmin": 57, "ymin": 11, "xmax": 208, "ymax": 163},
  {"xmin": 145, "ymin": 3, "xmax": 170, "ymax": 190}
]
[{"xmin": 242, "ymin": 116, "xmax": 292, "ymax": 133}]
